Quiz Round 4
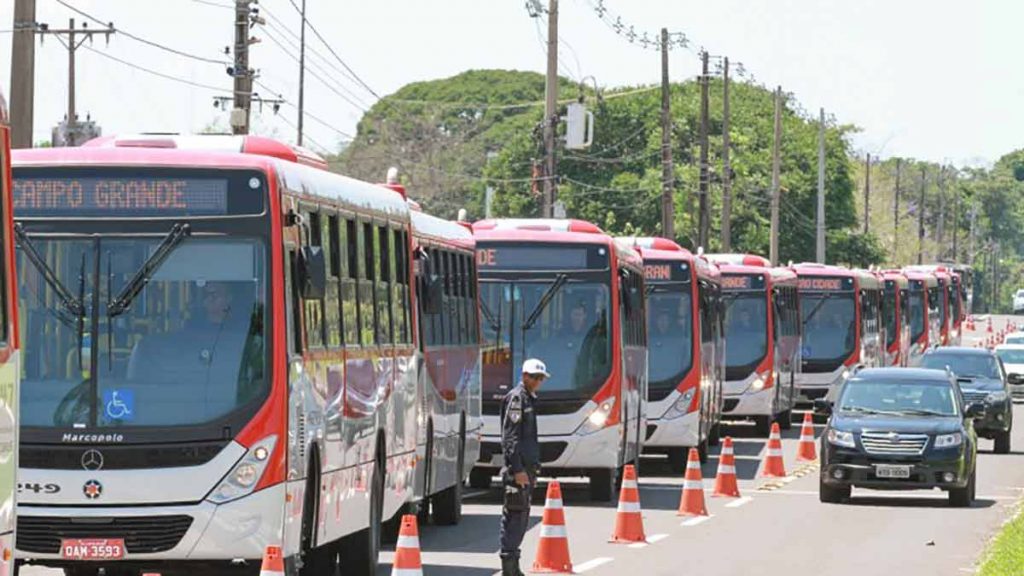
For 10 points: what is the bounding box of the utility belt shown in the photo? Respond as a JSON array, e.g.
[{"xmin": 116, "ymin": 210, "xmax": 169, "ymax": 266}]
[{"xmin": 502, "ymin": 465, "xmax": 540, "ymax": 512}]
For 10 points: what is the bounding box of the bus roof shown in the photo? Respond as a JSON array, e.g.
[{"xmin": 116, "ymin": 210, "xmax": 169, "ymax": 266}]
[
  {"xmin": 624, "ymin": 237, "xmax": 721, "ymax": 281},
  {"xmin": 472, "ymin": 218, "xmax": 610, "ymax": 246},
  {"xmin": 411, "ymin": 209, "xmax": 474, "ymax": 251},
  {"xmin": 704, "ymin": 253, "xmax": 771, "ymax": 268},
  {"xmin": 81, "ymin": 134, "xmax": 329, "ymax": 170},
  {"xmin": 883, "ymin": 270, "xmax": 910, "ymax": 288},
  {"xmin": 903, "ymin": 269, "xmax": 939, "ymax": 286},
  {"xmin": 791, "ymin": 262, "xmax": 882, "ymax": 289}
]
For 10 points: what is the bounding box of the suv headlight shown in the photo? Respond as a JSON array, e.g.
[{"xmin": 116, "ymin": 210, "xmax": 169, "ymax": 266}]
[
  {"xmin": 827, "ymin": 429, "xmax": 856, "ymax": 448},
  {"xmin": 934, "ymin": 432, "xmax": 963, "ymax": 448},
  {"xmin": 578, "ymin": 396, "xmax": 616, "ymax": 435},
  {"xmin": 664, "ymin": 388, "xmax": 696, "ymax": 420},
  {"xmin": 207, "ymin": 435, "xmax": 278, "ymax": 504},
  {"xmin": 987, "ymin": 391, "xmax": 1008, "ymax": 403}
]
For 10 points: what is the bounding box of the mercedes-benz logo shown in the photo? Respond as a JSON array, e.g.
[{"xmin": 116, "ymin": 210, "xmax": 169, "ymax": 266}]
[{"xmin": 81, "ymin": 449, "xmax": 104, "ymax": 471}]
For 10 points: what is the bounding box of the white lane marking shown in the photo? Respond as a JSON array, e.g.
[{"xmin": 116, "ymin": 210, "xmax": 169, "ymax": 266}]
[
  {"xmin": 576, "ymin": 557, "xmax": 615, "ymax": 573},
  {"xmin": 725, "ymin": 496, "xmax": 753, "ymax": 508},
  {"xmin": 627, "ymin": 533, "xmax": 669, "ymax": 548},
  {"xmin": 681, "ymin": 515, "xmax": 713, "ymax": 527}
]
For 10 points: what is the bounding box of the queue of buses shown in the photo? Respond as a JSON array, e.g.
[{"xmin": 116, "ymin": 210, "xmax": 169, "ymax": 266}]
[{"xmin": 0, "ymin": 110, "xmax": 977, "ymax": 575}]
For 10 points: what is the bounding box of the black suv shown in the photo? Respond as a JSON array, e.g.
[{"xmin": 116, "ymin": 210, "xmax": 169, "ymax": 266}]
[
  {"xmin": 817, "ymin": 368, "xmax": 981, "ymax": 507},
  {"xmin": 921, "ymin": 347, "xmax": 1013, "ymax": 454}
]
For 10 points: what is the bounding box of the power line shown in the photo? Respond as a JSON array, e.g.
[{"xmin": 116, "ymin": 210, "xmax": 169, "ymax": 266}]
[
  {"xmin": 254, "ymin": 80, "xmax": 355, "ymax": 141},
  {"xmin": 80, "ymin": 43, "xmax": 233, "ymax": 94},
  {"xmin": 191, "ymin": 0, "xmax": 233, "ymax": 8},
  {"xmin": 54, "ymin": 0, "xmax": 229, "ymax": 65},
  {"xmin": 259, "ymin": 26, "xmax": 369, "ymax": 112}
]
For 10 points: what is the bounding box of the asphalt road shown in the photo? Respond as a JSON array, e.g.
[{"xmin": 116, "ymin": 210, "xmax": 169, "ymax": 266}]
[{"xmin": 23, "ymin": 315, "xmax": 1024, "ymax": 576}]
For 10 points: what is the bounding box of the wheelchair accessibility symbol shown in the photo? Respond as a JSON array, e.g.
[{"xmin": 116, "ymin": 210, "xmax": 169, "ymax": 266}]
[{"xmin": 102, "ymin": 389, "xmax": 135, "ymax": 422}]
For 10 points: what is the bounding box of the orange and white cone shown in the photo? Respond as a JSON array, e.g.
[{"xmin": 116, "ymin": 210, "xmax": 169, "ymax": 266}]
[
  {"xmin": 391, "ymin": 514, "xmax": 423, "ymax": 576},
  {"xmin": 713, "ymin": 437, "xmax": 741, "ymax": 498},
  {"xmin": 259, "ymin": 546, "xmax": 285, "ymax": 576},
  {"xmin": 796, "ymin": 412, "xmax": 817, "ymax": 462},
  {"xmin": 988, "ymin": 317, "xmax": 994, "ymax": 333},
  {"xmin": 609, "ymin": 464, "xmax": 646, "ymax": 543},
  {"xmin": 760, "ymin": 422, "xmax": 787, "ymax": 478},
  {"xmin": 677, "ymin": 448, "xmax": 708, "ymax": 516},
  {"xmin": 532, "ymin": 481, "xmax": 573, "ymax": 574}
]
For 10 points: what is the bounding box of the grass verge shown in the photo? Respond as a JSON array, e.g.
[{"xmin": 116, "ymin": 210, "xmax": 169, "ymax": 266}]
[{"xmin": 978, "ymin": 503, "xmax": 1024, "ymax": 576}]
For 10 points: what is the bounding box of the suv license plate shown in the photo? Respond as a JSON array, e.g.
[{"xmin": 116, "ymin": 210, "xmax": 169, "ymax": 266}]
[
  {"xmin": 61, "ymin": 539, "xmax": 126, "ymax": 560},
  {"xmin": 875, "ymin": 464, "xmax": 911, "ymax": 479}
]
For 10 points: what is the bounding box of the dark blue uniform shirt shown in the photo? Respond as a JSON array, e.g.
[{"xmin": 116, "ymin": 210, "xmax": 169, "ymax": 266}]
[{"xmin": 501, "ymin": 383, "xmax": 539, "ymax": 474}]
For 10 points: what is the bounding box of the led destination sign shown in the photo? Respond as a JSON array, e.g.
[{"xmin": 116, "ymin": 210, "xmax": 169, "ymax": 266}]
[
  {"xmin": 797, "ymin": 276, "xmax": 854, "ymax": 291},
  {"xmin": 643, "ymin": 261, "xmax": 691, "ymax": 282},
  {"xmin": 14, "ymin": 177, "xmax": 229, "ymax": 217},
  {"xmin": 721, "ymin": 274, "xmax": 765, "ymax": 290}
]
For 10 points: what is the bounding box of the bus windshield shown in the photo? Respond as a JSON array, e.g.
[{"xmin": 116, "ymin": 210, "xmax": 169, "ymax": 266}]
[
  {"xmin": 909, "ymin": 290, "xmax": 926, "ymax": 342},
  {"xmin": 18, "ymin": 236, "xmax": 268, "ymax": 429},
  {"xmin": 723, "ymin": 292, "xmax": 767, "ymax": 378},
  {"xmin": 647, "ymin": 286, "xmax": 693, "ymax": 398},
  {"xmin": 801, "ymin": 292, "xmax": 855, "ymax": 365},
  {"xmin": 480, "ymin": 280, "xmax": 611, "ymax": 397}
]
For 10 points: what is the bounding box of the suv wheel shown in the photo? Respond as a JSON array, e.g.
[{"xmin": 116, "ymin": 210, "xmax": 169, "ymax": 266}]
[
  {"xmin": 819, "ymin": 475, "xmax": 850, "ymax": 504},
  {"xmin": 994, "ymin": 430, "xmax": 1012, "ymax": 454},
  {"xmin": 949, "ymin": 468, "xmax": 976, "ymax": 508}
]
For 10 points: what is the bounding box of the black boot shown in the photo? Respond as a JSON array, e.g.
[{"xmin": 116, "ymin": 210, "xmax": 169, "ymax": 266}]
[{"xmin": 501, "ymin": 555, "xmax": 519, "ymax": 576}]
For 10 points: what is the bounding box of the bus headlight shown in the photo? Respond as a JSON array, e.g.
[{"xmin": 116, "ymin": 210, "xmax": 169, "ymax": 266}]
[
  {"xmin": 750, "ymin": 374, "xmax": 767, "ymax": 392},
  {"xmin": 578, "ymin": 397, "xmax": 616, "ymax": 435},
  {"xmin": 208, "ymin": 435, "xmax": 278, "ymax": 504},
  {"xmin": 664, "ymin": 388, "xmax": 696, "ymax": 420}
]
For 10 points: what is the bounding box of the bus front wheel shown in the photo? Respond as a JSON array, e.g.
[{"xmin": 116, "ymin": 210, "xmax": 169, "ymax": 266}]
[{"xmin": 589, "ymin": 468, "xmax": 616, "ymax": 502}]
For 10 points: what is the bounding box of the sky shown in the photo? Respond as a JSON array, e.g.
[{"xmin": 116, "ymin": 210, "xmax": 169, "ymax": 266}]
[{"xmin": 1, "ymin": 0, "xmax": 1021, "ymax": 167}]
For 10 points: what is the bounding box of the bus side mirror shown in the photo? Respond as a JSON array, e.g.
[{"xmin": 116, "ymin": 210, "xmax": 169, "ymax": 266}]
[{"xmin": 298, "ymin": 246, "xmax": 327, "ymax": 300}]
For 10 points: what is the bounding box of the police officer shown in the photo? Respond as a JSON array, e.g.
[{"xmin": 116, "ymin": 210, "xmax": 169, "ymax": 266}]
[{"xmin": 499, "ymin": 358, "xmax": 547, "ymax": 576}]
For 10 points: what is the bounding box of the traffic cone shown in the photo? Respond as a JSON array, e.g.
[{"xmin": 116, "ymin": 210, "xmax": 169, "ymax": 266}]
[
  {"xmin": 796, "ymin": 413, "xmax": 817, "ymax": 462},
  {"xmin": 392, "ymin": 515, "xmax": 423, "ymax": 576},
  {"xmin": 259, "ymin": 546, "xmax": 285, "ymax": 576},
  {"xmin": 677, "ymin": 448, "xmax": 708, "ymax": 516},
  {"xmin": 713, "ymin": 437, "xmax": 741, "ymax": 498},
  {"xmin": 609, "ymin": 464, "xmax": 646, "ymax": 544},
  {"xmin": 532, "ymin": 482, "xmax": 573, "ymax": 574},
  {"xmin": 760, "ymin": 422, "xmax": 787, "ymax": 478},
  {"xmin": 988, "ymin": 317, "xmax": 994, "ymax": 333}
]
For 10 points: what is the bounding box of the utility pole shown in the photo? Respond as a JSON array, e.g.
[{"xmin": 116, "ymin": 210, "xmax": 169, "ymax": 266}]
[
  {"xmin": 697, "ymin": 51, "xmax": 711, "ymax": 249},
  {"xmin": 969, "ymin": 204, "xmax": 977, "ymax": 266},
  {"xmin": 10, "ymin": 0, "xmax": 37, "ymax": 148},
  {"xmin": 659, "ymin": 28, "xmax": 675, "ymax": 239},
  {"xmin": 936, "ymin": 166, "xmax": 945, "ymax": 259},
  {"xmin": 296, "ymin": 0, "xmax": 307, "ymax": 145},
  {"xmin": 917, "ymin": 166, "xmax": 926, "ymax": 265},
  {"xmin": 863, "ymin": 153, "xmax": 871, "ymax": 234},
  {"xmin": 232, "ymin": 0, "xmax": 255, "ymax": 135},
  {"xmin": 893, "ymin": 158, "xmax": 902, "ymax": 260},
  {"xmin": 952, "ymin": 171, "xmax": 959, "ymax": 261},
  {"xmin": 816, "ymin": 107, "xmax": 825, "ymax": 263},
  {"xmin": 542, "ymin": 0, "xmax": 559, "ymax": 218},
  {"xmin": 769, "ymin": 86, "xmax": 782, "ymax": 266},
  {"xmin": 721, "ymin": 57, "xmax": 733, "ymax": 251},
  {"xmin": 37, "ymin": 18, "xmax": 114, "ymax": 147}
]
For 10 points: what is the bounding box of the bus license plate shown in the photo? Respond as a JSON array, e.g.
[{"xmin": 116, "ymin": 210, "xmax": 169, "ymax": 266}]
[
  {"xmin": 874, "ymin": 464, "xmax": 911, "ymax": 479},
  {"xmin": 61, "ymin": 539, "xmax": 126, "ymax": 560}
]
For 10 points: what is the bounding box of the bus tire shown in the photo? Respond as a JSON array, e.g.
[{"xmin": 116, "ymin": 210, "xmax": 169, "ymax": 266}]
[
  {"xmin": 469, "ymin": 468, "xmax": 492, "ymax": 489},
  {"xmin": 339, "ymin": 445, "xmax": 384, "ymax": 576},
  {"xmin": 697, "ymin": 437, "xmax": 709, "ymax": 464},
  {"xmin": 418, "ymin": 421, "xmax": 434, "ymax": 526},
  {"xmin": 433, "ymin": 425, "xmax": 466, "ymax": 526},
  {"xmin": 708, "ymin": 423, "xmax": 721, "ymax": 446},
  {"xmin": 589, "ymin": 468, "xmax": 616, "ymax": 502},
  {"xmin": 299, "ymin": 451, "xmax": 337, "ymax": 576},
  {"xmin": 754, "ymin": 416, "xmax": 772, "ymax": 437},
  {"xmin": 777, "ymin": 409, "xmax": 793, "ymax": 430},
  {"xmin": 666, "ymin": 447, "xmax": 686, "ymax": 472}
]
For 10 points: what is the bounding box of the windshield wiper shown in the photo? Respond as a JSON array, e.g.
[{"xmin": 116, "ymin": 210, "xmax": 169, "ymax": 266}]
[
  {"xmin": 14, "ymin": 223, "xmax": 86, "ymax": 322},
  {"xmin": 107, "ymin": 223, "xmax": 191, "ymax": 317},
  {"xmin": 802, "ymin": 293, "xmax": 833, "ymax": 326},
  {"xmin": 522, "ymin": 274, "xmax": 568, "ymax": 331},
  {"xmin": 899, "ymin": 408, "xmax": 950, "ymax": 417},
  {"xmin": 479, "ymin": 296, "xmax": 501, "ymax": 333},
  {"xmin": 840, "ymin": 406, "xmax": 902, "ymax": 416}
]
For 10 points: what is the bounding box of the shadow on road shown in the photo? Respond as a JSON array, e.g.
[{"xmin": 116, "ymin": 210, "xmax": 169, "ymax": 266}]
[
  {"xmin": 843, "ymin": 496, "xmax": 997, "ymax": 509},
  {"xmin": 395, "ymin": 513, "xmax": 539, "ymax": 554},
  {"xmin": 378, "ymin": 563, "xmax": 497, "ymax": 575}
]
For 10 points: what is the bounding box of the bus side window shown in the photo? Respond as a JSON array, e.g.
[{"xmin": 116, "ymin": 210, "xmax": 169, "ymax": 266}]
[
  {"xmin": 358, "ymin": 222, "xmax": 375, "ymax": 347},
  {"xmin": 391, "ymin": 228, "xmax": 407, "ymax": 345},
  {"xmin": 469, "ymin": 256, "xmax": 480, "ymax": 344},
  {"xmin": 430, "ymin": 248, "xmax": 444, "ymax": 346},
  {"xmin": 323, "ymin": 213, "xmax": 341, "ymax": 349},
  {"xmin": 285, "ymin": 249, "xmax": 303, "ymax": 354},
  {"xmin": 444, "ymin": 251, "xmax": 456, "ymax": 345},
  {"xmin": 302, "ymin": 211, "xmax": 325, "ymax": 349},
  {"xmin": 375, "ymin": 225, "xmax": 392, "ymax": 345},
  {"xmin": 342, "ymin": 218, "xmax": 359, "ymax": 346}
]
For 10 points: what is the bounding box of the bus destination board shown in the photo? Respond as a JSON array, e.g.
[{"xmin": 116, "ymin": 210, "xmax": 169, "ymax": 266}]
[
  {"xmin": 643, "ymin": 260, "xmax": 690, "ymax": 283},
  {"xmin": 721, "ymin": 274, "xmax": 765, "ymax": 290},
  {"xmin": 476, "ymin": 244, "xmax": 608, "ymax": 271},
  {"xmin": 797, "ymin": 276, "xmax": 854, "ymax": 291},
  {"xmin": 14, "ymin": 176, "xmax": 230, "ymax": 217}
]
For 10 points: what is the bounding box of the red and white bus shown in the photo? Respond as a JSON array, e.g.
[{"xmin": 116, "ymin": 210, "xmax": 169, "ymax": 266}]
[
  {"xmin": 881, "ymin": 270, "xmax": 911, "ymax": 367},
  {"xmin": 705, "ymin": 254, "xmax": 801, "ymax": 436},
  {"xmin": 407, "ymin": 204, "xmax": 482, "ymax": 525},
  {"xmin": 11, "ymin": 135, "xmax": 477, "ymax": 575},
  {"xmin": 0, "ymin": 90, "xmax": 21, "ymax": 576},
  {"xmin": 629, "ymin": 237, "xmax": 723, "ymax": 466},
  {"xmin": 471, "ymin": 219, "xmax": 647, "ymax": 501},
  {"xmin": 903, "ymin": 269, "xmax": 941, "ymax": 365},
  {"xmin": 905, "ymin": 265, "xmax": 960, "ymax": 346},
  {"xmin": 790, "ymin": 264, "xmax": 883, "ymax": 405}
]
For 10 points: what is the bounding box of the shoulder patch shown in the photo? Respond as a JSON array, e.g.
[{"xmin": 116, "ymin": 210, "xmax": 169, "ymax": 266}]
[{"xmin": 506, "ymin": 393, "xmax": 523, "ymax": 423}]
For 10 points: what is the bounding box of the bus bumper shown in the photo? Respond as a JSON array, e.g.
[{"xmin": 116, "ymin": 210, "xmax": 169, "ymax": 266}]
[
  {"xmin": 644, "ymin": 411, "xmax": 700, "ymax": 448},
  {"xmin": 796, "ymin": 367, "xmax": 849, "ymax": 404},
  {"xmin": 476, "ymin": 424, "xmax": 621, "ymax": 475},
  {"xmin": 16, "ymin": 483, "xmax": 284, "ymax": 568},
  {"xmin": 723, "ymin": 386, "xmax": 774, "ymax": 417}
]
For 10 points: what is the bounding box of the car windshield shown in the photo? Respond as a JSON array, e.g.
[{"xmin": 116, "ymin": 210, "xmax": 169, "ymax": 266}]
[
  {"xmin": 997, "ymin": 349, "xmax": 1024, "ymax": 365},
  {"xmin": 480, "ymin": 280, "xmax": 612, "ymax": 396},
  {"xmin": 1006, "ymin": 335, "xmax": 1024, "ymax": 345},
  {"xmin": 801, "ymin": 292, "xmax": 856, "ymax": 362},
  {"xmin": 647, "ymin": 287, "xmax": 693, "ymax": 393},
  {"xmin": 920, "ymin": 353, "xmax": 1000, "ymax": 379},
  {"xmin": 724, "ymin": 292, "xmax": 768, "ymax": 374},
  {"xmin": 18, "ymin": 236, "xmax": 268, "ymax": 428},
  {"xmin": 838, "ymin": 380, "xmax": 959, "ymax": 417},
  {"xmin": 909, "ymin": 290, "xmax": 926, "ymax": 342}
]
